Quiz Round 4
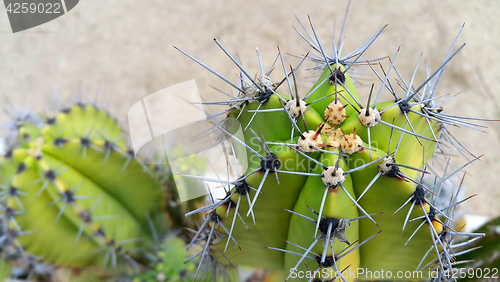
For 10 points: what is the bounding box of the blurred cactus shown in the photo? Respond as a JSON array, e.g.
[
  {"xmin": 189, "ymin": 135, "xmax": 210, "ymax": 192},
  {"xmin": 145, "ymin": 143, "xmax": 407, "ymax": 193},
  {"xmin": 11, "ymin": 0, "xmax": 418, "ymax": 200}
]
[
  {"xmin": 0, "ymin": 103, "xmax": 164, "ymax": 274},
  {"xmin": 134, "ymin": 235, "xmax": 238, "ymax": 282},
  {"xmin": 158, "ymin": 145, "xmax": 210, "ymax": 233}
]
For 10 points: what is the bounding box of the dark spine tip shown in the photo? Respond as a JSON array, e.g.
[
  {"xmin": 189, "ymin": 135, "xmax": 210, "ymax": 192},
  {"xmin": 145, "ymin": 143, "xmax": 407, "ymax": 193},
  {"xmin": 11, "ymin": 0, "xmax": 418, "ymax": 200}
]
[
  {"xmin": 4, "ymin": 150, "xmax": 13, "ymax": 159},
  {"xmin": 46, "ymin": 118, "xmax": 56, "ymax": 125},
  {"xmin": 16, "ymin": 163, "xmax": 26, "ymax": 174}
]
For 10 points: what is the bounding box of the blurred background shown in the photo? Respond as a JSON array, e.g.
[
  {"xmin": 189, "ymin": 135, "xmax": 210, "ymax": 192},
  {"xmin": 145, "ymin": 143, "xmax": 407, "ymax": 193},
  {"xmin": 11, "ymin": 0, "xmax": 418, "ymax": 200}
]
[{"xmin": 0, "ymin": 0, "xmax": 498, "ymax": 223}]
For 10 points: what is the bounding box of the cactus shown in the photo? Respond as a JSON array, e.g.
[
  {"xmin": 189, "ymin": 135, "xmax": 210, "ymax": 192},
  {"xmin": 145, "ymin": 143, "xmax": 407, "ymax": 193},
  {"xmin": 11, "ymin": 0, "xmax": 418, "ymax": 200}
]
[
  {"xmin": 174, "ymin": 10, "xmax": 494, "ymax": 282},
  {"xmin": 0, "ymin": 102, "xmax": 165, "ymax": 274}
]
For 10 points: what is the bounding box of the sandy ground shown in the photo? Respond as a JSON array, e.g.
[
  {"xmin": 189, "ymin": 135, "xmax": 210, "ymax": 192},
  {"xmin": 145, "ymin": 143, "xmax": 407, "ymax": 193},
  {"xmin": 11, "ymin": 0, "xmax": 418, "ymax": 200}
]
[{"xmin": 0, "ymin": 0, "xmax": 499, "ymax": 221}]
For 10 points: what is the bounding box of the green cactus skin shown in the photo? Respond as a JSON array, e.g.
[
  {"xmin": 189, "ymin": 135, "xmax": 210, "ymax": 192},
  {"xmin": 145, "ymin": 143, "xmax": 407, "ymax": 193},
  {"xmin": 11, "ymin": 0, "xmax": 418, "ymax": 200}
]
[
  {"xmin": 0, "ymin": 104, "xmax": 164, "ymax": 270},
  {"xmin": 173, "ymin": 13, "xmax": 490, "ymax": 282}
]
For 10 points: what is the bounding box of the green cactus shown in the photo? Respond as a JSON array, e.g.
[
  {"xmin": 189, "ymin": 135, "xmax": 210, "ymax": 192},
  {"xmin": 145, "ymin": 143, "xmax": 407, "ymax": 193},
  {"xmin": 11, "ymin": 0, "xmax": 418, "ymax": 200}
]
[
  {"xmin": 174, "ymin": 12, "xmax": 492, "ymax": 282},
  {"xmin": 0, "ymin": 103, "xmax": 164, "ymax": 272}
]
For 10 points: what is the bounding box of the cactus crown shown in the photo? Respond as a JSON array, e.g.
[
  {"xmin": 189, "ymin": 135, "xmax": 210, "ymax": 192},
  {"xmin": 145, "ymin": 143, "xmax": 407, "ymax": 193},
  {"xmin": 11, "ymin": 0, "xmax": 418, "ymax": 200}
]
[{"xmin": 174, "ymin": 7, "xmax": 493, "ymax": 282}]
